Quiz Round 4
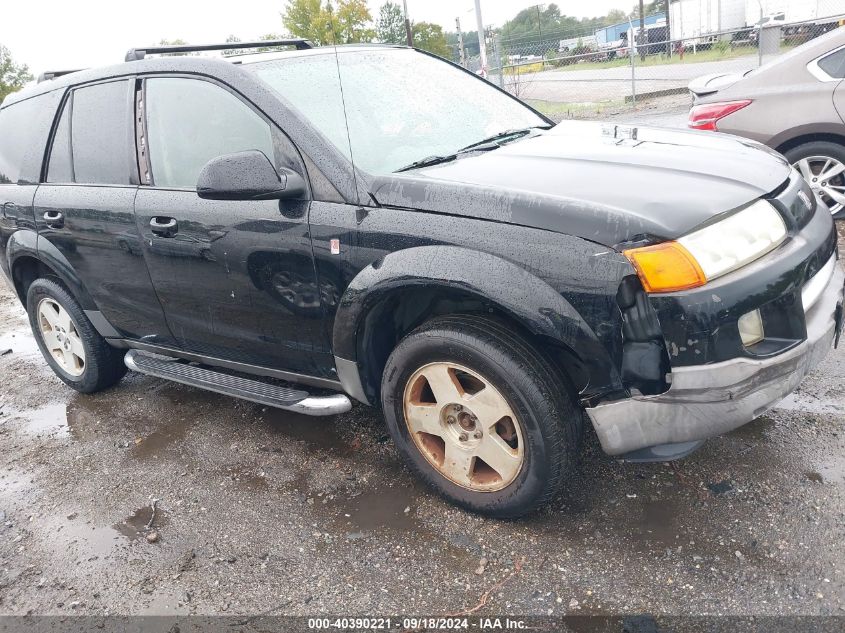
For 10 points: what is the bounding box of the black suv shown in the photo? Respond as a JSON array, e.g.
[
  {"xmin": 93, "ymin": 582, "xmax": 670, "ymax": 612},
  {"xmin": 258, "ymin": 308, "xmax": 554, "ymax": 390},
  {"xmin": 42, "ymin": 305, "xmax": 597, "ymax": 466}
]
[{"xmin": 1, "ymin": 40, "xmax": 842, "ymax": 517}]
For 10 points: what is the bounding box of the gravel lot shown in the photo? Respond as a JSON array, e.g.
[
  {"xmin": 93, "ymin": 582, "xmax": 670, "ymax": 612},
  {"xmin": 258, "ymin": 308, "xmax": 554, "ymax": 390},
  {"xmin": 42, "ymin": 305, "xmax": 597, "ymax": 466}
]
[{"xmin": 1, "ymin": 238, "xmax": 844, "ymax": 623}]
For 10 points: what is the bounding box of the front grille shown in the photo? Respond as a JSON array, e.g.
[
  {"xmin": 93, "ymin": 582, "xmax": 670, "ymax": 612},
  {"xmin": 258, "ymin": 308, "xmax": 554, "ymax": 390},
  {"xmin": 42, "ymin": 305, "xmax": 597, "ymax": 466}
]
[{"xmin": 769, "ymin": 168, "xmax": 816, "ymax": 230}]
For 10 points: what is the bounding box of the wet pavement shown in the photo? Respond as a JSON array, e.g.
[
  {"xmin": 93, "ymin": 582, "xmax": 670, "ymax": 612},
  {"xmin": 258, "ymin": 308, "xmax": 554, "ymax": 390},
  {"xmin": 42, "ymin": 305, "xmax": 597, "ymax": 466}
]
[{"xmin": 1, "ymin": 275, "xmax": 844, "ymax": 618}]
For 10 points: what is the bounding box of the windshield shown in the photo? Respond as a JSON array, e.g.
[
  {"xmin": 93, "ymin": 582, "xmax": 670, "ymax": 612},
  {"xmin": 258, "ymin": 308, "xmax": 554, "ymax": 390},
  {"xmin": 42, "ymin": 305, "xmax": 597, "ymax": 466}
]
[{"xmin": 246, "ymin": 48, "xmax": 547, "ymax": 174}]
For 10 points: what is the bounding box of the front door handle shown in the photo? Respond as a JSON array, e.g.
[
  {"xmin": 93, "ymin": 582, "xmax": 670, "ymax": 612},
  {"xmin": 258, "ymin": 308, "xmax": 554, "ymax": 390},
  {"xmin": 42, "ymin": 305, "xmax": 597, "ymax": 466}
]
[
  {"xmin": 43, "ymin": 210, "xmax": 64, "ymax": 228},
  {"xmin": 150, "ymin": 217, "xmax": 178, "ymax": 237}
]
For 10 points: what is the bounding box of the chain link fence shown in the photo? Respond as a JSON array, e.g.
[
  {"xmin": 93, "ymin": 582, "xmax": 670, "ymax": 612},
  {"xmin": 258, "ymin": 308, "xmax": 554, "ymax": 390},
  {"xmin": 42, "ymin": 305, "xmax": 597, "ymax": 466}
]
[{"xmin": 479, "ymin": 0, "xmax": 845, "ymax": 124}]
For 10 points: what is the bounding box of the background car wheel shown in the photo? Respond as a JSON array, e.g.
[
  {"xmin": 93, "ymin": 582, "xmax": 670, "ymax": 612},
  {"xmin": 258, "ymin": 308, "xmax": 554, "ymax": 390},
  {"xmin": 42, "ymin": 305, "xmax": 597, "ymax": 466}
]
[
  {"xmin": 784, "ymin": 141, "xmax": 845, "ymax": 219},
  {"xmin": 381, "ymin": 315, "xmax": 583, "ymax": 518},
  {"xmin": 26, "ymin": 278, "xmax": 127, "ymax": 393}
]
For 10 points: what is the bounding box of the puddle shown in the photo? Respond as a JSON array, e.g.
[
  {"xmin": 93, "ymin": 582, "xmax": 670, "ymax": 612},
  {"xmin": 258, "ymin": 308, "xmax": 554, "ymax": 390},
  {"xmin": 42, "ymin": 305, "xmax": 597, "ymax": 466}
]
[
  {"xmin": 806, "ymin": 471, "xmax": 824, "ymax": 483},
  {"xmin": 131, "ymin": 419, "xmax": 190, "ymax": 459},
  {"xmin": 262, "ymin": 409, "xmax": 350, "ymax": 455},
  {"xmin": 810, "ymin": 455, "xmax": 845, "ymax": 486},
  {"xmin": 53, "ymin": 522, "xmax": 128, "ymax": 561},
  {"xmin": 2, "ymin": 399, "xmax": 123, "ymax": 441},
  {"xmin": 4, "ymin": 402, "xmax": 69, "ymax": 438},
  {"xmin": 0, "ymin": 328, "xmax": 41, "ymax": 358},
  {"xmin": 624, "ymin": 497, "xmax": 684, "ymax": 550},
  {"xmin": 45, "ymin": 505, "xmax": 168, "ymax": 566},
  {"xmin": 329, "ymin": 481, "xmax": 421, "ymax": 534},
  {"xmin": 113, "ymin": 504, "xmax": 169, "ymax": 541},
  {"xmin": 729, "ymin": 415, "xmax": 777, "ymax": 440}
]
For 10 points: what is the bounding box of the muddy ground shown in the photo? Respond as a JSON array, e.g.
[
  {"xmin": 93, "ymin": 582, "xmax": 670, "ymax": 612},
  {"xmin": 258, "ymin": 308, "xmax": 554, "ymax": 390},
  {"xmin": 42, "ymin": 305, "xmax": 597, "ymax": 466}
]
[{"xmin": 0, "ymin": 274, "xmax": 844, "ymax": 620}]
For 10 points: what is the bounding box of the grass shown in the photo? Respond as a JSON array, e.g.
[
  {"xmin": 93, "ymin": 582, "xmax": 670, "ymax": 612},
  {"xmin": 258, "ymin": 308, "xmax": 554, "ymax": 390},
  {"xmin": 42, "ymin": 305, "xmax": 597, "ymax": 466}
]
[
  {"xmin": 526, "ymin": 98, "xmax": 627, "ymax": 120},
  {"xmin": 504, "ymin": 62, "xmax": 545, "ymax": 75}
]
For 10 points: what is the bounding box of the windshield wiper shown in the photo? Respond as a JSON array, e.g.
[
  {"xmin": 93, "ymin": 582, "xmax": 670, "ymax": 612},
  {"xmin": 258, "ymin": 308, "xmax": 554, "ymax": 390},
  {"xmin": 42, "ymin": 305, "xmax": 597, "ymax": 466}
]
[
  {"xmin": 395, "ymin": 154, "xmax": 457, "ymax": 173},
  {"xmin": 457, "ymin": 126, "xmax": 550, "ymax": 154},
  {"xmin": 395, "ymin": 126, "xmax": 551, "ymax": 173}
]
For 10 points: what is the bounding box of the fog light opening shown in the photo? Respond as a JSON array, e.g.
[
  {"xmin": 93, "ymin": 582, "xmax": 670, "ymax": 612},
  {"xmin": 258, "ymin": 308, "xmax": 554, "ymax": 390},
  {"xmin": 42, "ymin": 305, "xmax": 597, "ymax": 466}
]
[{"xmin": 738, "ymin": 309, "xmax": 764, "ymax": 347}]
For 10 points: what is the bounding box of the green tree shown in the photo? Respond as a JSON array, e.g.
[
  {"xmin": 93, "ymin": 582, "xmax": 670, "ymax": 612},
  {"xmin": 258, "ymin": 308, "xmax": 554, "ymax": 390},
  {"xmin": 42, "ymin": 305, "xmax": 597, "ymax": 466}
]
[
  {"xmin": 606, "ymin": 9, "xmax": 628, "ymax": 24},
  {"xmin": 0, "ymin": 45, "xmax": 32, "ymax": 103},
  {"xmin": 282, "ymin": 0, "xmax": 373, "ymax": 46},
  {"xmin": 376, "ymin": 1, "xmax": 405, "ymax": 44},
  {"xmin": 282, "ymin": 0, "xmax": 329, "ymax": 44},
  {"xmin": 334, "ymin": 0, "xmax": 374, "ymax": 43},
  {"xmin": 412, "ymin": 22, "xmax": 451, "ymax": 59}
]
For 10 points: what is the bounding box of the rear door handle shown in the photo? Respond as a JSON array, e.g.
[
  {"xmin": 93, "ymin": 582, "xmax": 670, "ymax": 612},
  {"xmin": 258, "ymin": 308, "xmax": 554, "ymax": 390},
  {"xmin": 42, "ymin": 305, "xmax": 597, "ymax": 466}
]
[
  {"xmin": 43, "ymin": 210, "xmax": 64, "ymax": 228},
  {"xmin": 2, "ymin": 202, "xmax": 18, "ymax": 218},
  {"xmin": 150, "ymin": 217, "xmax": 178, "ymax": 237}
]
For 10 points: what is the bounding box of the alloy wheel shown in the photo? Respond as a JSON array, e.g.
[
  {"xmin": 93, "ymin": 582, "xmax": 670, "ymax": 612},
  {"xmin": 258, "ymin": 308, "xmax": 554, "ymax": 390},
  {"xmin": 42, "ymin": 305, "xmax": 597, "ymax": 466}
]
[
  {"xmin": 37, "ymin": 298, "xmax": 86, "ymax": 377},
  {"xmin": 402, "ymin": 362, "xmax": 525, "ymax": 492},
  {"xmin": 795, "ymin": 155, "xmax": 845, "ymax": 216}
]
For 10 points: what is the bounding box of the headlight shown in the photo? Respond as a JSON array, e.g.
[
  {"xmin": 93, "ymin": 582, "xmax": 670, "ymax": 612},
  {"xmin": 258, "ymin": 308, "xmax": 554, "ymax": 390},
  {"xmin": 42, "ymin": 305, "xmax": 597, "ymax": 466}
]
[{"xmin": 624, "ymin": 200, "xmax": 786, "ymax": 293}]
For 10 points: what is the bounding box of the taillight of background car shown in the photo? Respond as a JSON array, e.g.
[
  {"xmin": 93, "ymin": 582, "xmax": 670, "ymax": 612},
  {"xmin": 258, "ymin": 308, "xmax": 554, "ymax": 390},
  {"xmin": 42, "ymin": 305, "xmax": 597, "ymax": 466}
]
[{"xmin": 688, "ymin": 100, "xmax": 752, "ymax": 132}]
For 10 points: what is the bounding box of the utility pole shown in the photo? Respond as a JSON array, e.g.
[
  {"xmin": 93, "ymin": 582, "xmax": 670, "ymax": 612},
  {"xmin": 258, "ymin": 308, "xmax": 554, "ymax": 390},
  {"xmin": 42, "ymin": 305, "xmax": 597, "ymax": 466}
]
[
  {"xmin": 402, "ymin": 0, "xmax": 413, "ymax": 47},
  {"xmin": 493, "ymin": 33, "xmax": 504, "ymax": 88},
  {"xmin": 456, "ymin": 17, "xmax": 467, "ymax": 67},
  {"xmin": 665, "ymin": 0, "xmax": 671, "ymax": 58},
  {"xmin": 639, "ymin": 0, "xmax": 645, "ymax": 61},
  {"xmin": 474, "ymin": 0, "xmax": 488, "ymax": 76},
  {"xmin": 537, "ymin": 4, "xmax": 543, "ymax": 43}
]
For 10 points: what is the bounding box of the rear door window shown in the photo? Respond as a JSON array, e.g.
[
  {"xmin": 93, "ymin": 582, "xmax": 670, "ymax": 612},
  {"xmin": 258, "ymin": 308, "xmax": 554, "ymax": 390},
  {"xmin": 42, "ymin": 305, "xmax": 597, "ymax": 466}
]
[
  {"xmin": 69, "ymin": 80, "xmax": 132, "ymax": 185},
  {"xmin": 144, "ymin": 78, "xmax": 274, "ymax": 189}
]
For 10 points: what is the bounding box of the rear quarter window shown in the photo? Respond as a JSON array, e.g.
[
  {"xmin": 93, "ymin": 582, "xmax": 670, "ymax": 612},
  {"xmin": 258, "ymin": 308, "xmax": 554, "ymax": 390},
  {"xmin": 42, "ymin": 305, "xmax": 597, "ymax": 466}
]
[
  {"xmin": 0, "ymin": 91, "xmax": 62, "ymax": 185},
  {"xmin": 818, "ymin": 48, "xmax": 845, "ymax": 79}
]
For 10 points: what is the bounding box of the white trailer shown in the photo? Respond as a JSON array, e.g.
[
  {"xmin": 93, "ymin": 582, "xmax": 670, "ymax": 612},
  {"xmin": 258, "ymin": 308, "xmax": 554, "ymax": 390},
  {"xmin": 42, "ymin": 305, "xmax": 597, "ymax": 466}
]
[
  {"xmin": 669, "ymin": 0, "xmax": 745, "ymax": 46},
  {"xmin": 744, "ymin": 0, "xmax": 834, "ymax": 27}
]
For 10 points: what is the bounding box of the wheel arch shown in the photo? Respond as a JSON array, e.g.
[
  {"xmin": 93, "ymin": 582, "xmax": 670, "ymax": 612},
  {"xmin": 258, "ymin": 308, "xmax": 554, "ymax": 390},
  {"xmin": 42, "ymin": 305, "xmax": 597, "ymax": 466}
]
[
  {"xmin": 773, "ymin": 128, "xmax": 845, "ymax": 156},
  {"xmin": 9, "ymin": 235, "xmax": 98, "ymax": 311},
  {"xmin": 332, "ymin": 246, "xmax": 617, "ymax": 406}
]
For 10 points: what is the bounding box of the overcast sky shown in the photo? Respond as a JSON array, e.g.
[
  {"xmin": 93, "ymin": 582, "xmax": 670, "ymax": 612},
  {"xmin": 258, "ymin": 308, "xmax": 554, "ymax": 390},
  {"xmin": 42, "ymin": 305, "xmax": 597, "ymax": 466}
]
[{"xmin": 1, "ymin": 0, "xmax": 632, "ymax": 75}]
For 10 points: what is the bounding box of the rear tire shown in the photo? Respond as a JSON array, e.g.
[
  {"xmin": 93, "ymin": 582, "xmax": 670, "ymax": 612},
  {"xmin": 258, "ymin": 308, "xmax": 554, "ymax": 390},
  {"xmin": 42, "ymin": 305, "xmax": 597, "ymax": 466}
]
[
  {"xmin": 26, "ymin": 278, "xmax": 126, "ymax": 393},
  {"xmin": 381, "ymin": 315, "xmax": 583, "ymax": 518},
  {"xmin": 784, "ymin": 141, "xmax": 845, "ymax": 219}
]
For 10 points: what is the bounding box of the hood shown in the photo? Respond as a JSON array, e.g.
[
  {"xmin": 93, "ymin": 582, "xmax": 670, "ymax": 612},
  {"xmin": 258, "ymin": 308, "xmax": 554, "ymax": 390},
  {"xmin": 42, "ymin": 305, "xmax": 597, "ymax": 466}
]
[{"xmin": 369, "ymin": 120, "xmax": 790, "ymax": 248}]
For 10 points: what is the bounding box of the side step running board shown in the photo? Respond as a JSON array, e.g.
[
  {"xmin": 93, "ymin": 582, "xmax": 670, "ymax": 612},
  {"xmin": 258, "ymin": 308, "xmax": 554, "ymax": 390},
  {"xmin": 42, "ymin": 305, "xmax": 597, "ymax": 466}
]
[{"xmin": 124, "ymin": 350, "xmax": 352, "ymax": 416}]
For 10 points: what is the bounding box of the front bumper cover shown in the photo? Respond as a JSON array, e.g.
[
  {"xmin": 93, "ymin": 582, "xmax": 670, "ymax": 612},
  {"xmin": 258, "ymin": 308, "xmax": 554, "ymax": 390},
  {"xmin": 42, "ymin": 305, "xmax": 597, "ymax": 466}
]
[{"xmin": 586, "ymin": 259, "xmax": 845, "ymax": 456}]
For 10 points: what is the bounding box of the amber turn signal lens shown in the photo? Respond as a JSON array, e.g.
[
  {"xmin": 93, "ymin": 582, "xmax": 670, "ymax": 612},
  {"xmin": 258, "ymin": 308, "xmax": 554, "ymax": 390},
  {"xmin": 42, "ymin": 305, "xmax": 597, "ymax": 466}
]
[{"xmin": 623, "ymin": 242, "xmax": 707, "ymax": 293}]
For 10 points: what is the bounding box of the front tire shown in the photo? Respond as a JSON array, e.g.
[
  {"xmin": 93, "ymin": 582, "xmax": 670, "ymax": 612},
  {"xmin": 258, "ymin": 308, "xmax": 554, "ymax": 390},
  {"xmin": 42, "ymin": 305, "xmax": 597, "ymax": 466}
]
[
  {"xmin": 381, "ymin": 315, "xmax": 583, "ymax": 518},
  {"xmin": 784, "ymin": 141, "xmax": 845, "ymax": 219},
  {"xmin": 26, "ymin": 278, "xmax": 126, "ymax": 393}
]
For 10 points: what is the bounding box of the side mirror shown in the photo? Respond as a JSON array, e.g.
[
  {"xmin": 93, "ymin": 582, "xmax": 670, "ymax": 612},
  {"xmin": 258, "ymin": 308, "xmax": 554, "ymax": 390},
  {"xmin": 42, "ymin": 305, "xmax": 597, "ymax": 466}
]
[{"xmin": 196, "ymin": 150, "xmax": 306, "ymax": 201}]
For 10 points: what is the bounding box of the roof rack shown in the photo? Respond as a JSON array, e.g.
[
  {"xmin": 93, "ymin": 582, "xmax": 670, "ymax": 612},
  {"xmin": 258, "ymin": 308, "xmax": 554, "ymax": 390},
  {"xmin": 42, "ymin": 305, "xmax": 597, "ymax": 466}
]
[
  {"xmin": 37, "ymin": 69, "xmax": 85, "ymax": 83},
  {"xmin": 125, "ymin": 38, "xmax": 314, "ymax": 62}
]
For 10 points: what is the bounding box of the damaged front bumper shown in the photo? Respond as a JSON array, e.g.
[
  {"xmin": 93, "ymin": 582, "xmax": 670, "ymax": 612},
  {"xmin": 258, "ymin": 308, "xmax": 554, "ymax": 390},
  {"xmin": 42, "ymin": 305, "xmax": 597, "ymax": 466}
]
[{"xmin": 585, "ymin": 258, "xmax": 845, "ymax": 458}]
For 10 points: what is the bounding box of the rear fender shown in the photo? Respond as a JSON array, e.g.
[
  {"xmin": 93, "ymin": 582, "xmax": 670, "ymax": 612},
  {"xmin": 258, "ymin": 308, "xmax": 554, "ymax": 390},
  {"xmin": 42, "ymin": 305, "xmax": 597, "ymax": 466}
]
[{"xmin": 7, "ymin": 233, "xmax": 99, "ymax": 311}]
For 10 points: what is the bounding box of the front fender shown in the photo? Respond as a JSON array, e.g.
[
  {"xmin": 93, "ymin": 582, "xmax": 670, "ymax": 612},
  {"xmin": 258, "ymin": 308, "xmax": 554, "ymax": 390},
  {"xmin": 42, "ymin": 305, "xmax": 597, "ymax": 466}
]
[{"xmin": 332, "ymin": 245, "xmax": 619, "ymax": 396}]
